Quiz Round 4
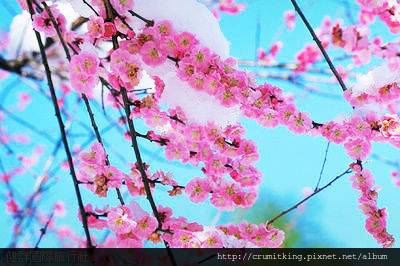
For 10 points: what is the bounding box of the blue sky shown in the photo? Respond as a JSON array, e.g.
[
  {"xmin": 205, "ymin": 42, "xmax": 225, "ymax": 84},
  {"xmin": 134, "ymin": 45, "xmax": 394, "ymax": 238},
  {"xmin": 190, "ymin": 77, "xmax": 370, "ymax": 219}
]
[{"xmin": 0, "ymin": 0, "xmax": 399, "ymax": 248}]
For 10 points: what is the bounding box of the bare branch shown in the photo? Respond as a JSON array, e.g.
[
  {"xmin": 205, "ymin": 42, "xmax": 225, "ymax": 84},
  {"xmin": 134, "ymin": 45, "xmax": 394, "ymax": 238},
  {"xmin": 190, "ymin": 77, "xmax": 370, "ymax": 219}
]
[
  {"xmin": 268, "ymin": 167, "xmax": 352, "ymax": 225},
  {"xmin": 314, "ymin": 142, "xmax": 330, "ymax": 191}
]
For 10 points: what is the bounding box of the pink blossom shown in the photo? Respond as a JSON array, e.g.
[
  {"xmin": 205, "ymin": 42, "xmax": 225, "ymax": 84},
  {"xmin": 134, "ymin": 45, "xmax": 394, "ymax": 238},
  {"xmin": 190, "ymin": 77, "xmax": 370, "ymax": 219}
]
[
  {"xmin": 349, "ymin": 116, "xmax": 372, "ymax": 137},
  {"xmin": 201, "ymin": 231, "xmax": 223, "ymax": 248},
  {"xmin": 344, "ymin": 138, "xmax": 372, "ymax": 160},
  {"xmin": 140, "ymin": 41, "xmax": 166, "ymax": 67},
  {"xmin": 6, "ymin": 199, "xmax": 18, "ymax": 214},
  {"xmin": 380, "ymin": 115, "xmax": 400, "ymax": 140},
  {"xmin": 218, "ymin": 0, "xmax": 246, "ymax": 15},
  {"xmin": 80, "ymin": 142, "xmax": 106, "ymax": 166},
  {"xmin": 350, "ymin": 169, "xmax": 374, "ymax": 192},
  {"xmin": 284, "ymin": 10, "xmax": 296, "ymax": 31},
  {"xmin": 210, "ymin": 192, "xmax": 234, "ymax": 211},
  {"xmin": 155, "ymin": 20, "xmax": 174, "ymax": 37},
  {"xmin": 167, "ymin": 230, "xmax": 194, "ymax": 248},
  {"xmin": 68, "ymin": 51, "xmax": 100, "ymax": 95},
  {"xmin": 32, "ymin": 5, "xmax": 66, "ymax": 37},
  {"xmin": 365, "ymin": 216, "xmax": 386, "ymax": 235},
  {"xmin": 86, "ymin": 16, "xmax": 104, "ymax": 39},
  {"xmin": 184, "ymin": 177, "xmax": 211, "ymax": 203},
  {"xmin": 54, "ymin": 201, "xmax": 66, "ymax": 217},
  {"xmin": 265, "ymin": 228, "xmax": 285, "ymax": 248},
  {"xmin": 110, "ymin": 0, "xmax": 134, "ymax": 14},
  {"xmin": 135, "ymin": 215, "xmax": 158, "ymax": 238},
  {"xmin": 102, "ymin": 165, "xmax": 124, "ymax": 188},
  {"xmin": 175, "ymin": 32, "xmax": 198, "ymax": 53},
  {"xmin": 288, "ymin": 112, "xmax": 312, "ymax": 134},
  {"xmin": 107, "ymin": 206, "xmax": 136, "ymax": 234},
  {"xmin": 104, "ymin": 22, "xmax": 117, "ymax": 39}
]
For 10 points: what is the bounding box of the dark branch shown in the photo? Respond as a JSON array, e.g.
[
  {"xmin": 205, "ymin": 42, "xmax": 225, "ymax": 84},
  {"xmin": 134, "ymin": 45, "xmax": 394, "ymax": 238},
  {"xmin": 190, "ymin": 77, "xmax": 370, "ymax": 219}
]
[
  {"xmin": 267, "ymin": 167, "xmax": 352, "ymax": 225},
  {"xmin": 26, "ymin": 0, "xmax": 93, "ymax": 248},
  {"xmin": 290, "ymin": 0, "xmax": 348, "ymax": 92},
  {"xmin": 314, "ymin": 142, "xmax": 330, "ymax": 192}
]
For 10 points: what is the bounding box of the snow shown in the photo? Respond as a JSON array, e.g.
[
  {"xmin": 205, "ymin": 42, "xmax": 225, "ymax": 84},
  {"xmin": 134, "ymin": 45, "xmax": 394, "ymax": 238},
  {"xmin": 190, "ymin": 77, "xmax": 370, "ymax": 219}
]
[
  {"xmin": 353, "ymin": 104, "xmax": 380, "ymax": 117},
  {"xmin": 159, "ymin": 71, "xmax": 241, "ymax": 127},
  {"xmin": 6, "ymin": 11, "xmax": 39, "ymax": 59},
  {"xmin": 57, "ymin": 1, "xmax": 81, "ymax": 29},
  {"xmin": 6, "ymin": 3, "xmax": 79, "ymax": 59},
  {"xmin": 68, "ymin": 0, "xmax": 98, "ymax": 18},
  {"xmin": 351, "ymin": 63, "xmax": 400, "ymax": 97}
]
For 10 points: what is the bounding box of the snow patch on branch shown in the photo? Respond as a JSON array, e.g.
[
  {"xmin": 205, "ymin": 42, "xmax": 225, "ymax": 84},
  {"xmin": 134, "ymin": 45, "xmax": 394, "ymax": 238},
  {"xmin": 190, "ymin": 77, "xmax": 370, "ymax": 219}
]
[
  {"xmin": 160, "ymin": 71, "xmax": 241, "ymax": 127},
  {"xmin": 352, "ymin": 63, "xmax": 400, "ymax": 97}
]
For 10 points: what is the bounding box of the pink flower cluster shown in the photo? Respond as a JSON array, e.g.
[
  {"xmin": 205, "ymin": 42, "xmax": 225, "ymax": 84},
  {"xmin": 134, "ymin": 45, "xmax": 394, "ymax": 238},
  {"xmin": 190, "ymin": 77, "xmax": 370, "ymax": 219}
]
[
  {"xmin": 63, "ymin": 10, "xmax": 396, "ymax": 157},
  {"xmin": 133, "ymin": 100, "xmax": 263, "ymax": 210},
  {"xmin": 356, "ymin": 0, "xmax": 400, "ymax": 34},
  {"xmin": 161, "ymin": 208, "xmax": 284, "ymax": 248},
  {"xmin": 68, "ymin": 51, "xmax": 100, "ymax": 96},
  {"xmin": 83, "ymin": 14, "xmax": 399, "ymax": 174},
  {"xmin": 217, "ymin": 0, "xmax": 246, "ymax": 15},
  {"xmin": 257, "ymin": 41, "xmax": 283, "ymax": 65},
  {"xmin": 218, "ymin": 221, "xmax": 285, "ymax": 248},
  {"xmin": 331, "ymin": 22, "xmax": 400, "ymax": 70},
  {"xmin": 78, "ymin": 201, "xmax": 158, "ymax": 247},
  {"xmin": 110, "ymin": 0, "xmax": 135, "ymax": 15},
  {"xmin": 32, "ymin": 4, "xmax": 66, "ymax": 37},
  {"xmin": 86, "ymin": 16, "xmax": 118, "ymax": 41},
  {"xmin": 344, "ymin": 82, "xmax": 400, "ymax": 108},
  {"xmin": 349, "ymin": 163, "xmax": 394, "ymax": 247},
  {"xmin": 379, "ymin": 115, "xmax": 400, "ymax": 140},
  {"xmin": 284, "ymin": 10, "xmax": 296, "ymax": 31},
  {"xmin": 293, "ymin": 17, "xmax": 332, "ymax": 73},
  {"xmin": 321, "ymin": 113, "xmax": 400, "ymax": 159},
  {"xmin": 78, "ymin": 142, "xmax": 125, "ymax": 197}
]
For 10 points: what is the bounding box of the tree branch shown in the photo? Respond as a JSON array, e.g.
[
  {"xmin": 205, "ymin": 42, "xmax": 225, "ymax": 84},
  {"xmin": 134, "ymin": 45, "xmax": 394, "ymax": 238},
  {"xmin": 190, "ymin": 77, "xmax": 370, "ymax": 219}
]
[
  {"xmin": 120, "ymin": 86, "xmax": 176, "ymax": 265},
  {"xmin": 290, "ymin": 0, "xmax": 348, "ymax": 92},
  {"xmin": 43, "ymin": 1, "xmax": 125, "ymax": 206},
  {"xmin": 314, "ymin": 142, "xmax": 330, "ymax": 191},
  {"xmin": 26, "ymin": 0, "xmax": 93, "ymax": 248},
  {"xmin": 34, "ymin": 210, "xmax": 54, "ymax": 248},
  {"xmin": 267, "ymin": 167, "xmax": 352, "ymax": 225}
]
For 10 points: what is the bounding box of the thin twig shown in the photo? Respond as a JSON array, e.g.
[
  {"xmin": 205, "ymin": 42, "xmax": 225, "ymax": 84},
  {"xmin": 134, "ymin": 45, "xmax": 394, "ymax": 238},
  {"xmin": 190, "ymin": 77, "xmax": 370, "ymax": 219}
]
[
  {"xmin": 314, "ymin": 142, "xmax": 330, "ymax": 191},
  {"xmin": 26, "ymin": 0, "xmax": 93, "ymax": 248},
  {"xmin": 128, "ymin": 10, "xmax": 154, "ymax": 26},
  {"xmin": 34, "ymin": 211, "xmax": 54, "ymax": 248},
  {"xmin": 0, "ymin": 105, "xmax": 57, "ymax": 143},
  {"xmin": 267, "ymin": 167, "xmax": 352, "ymax": 225},
  {"xmin": 83, "ymin": 0, "xmax": 99, "ymax": 16},
  {"xmin": 290, "ymin": 0, "xmax": 348, "ymax": 92}
]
